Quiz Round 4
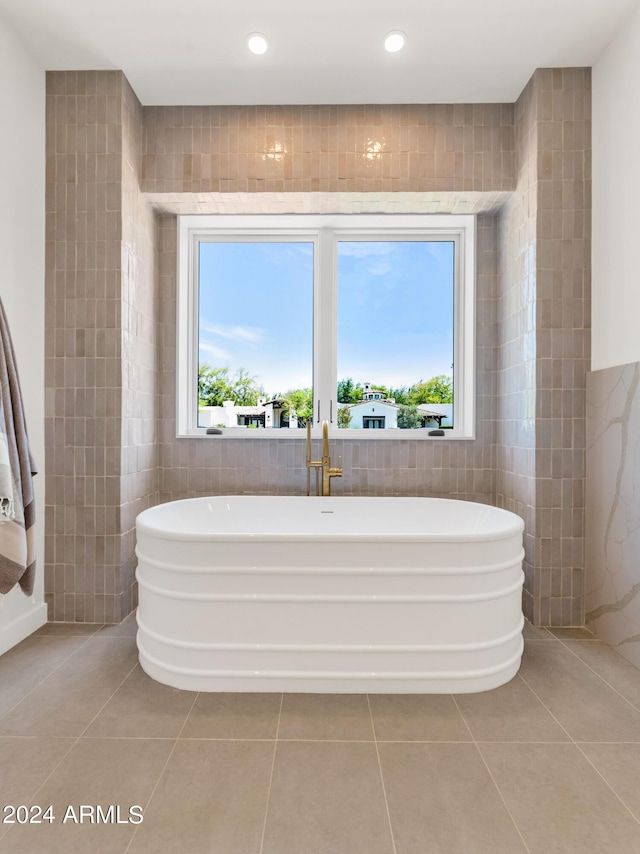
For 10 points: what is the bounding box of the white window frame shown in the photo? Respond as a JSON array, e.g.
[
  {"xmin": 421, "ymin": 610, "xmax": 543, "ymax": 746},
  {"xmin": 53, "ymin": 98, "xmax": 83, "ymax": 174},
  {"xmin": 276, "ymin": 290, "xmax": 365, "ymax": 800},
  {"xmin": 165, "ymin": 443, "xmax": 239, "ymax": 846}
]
[{"xmin": 177, "ymin": 214, "xmax": 476, "ymax": 439}]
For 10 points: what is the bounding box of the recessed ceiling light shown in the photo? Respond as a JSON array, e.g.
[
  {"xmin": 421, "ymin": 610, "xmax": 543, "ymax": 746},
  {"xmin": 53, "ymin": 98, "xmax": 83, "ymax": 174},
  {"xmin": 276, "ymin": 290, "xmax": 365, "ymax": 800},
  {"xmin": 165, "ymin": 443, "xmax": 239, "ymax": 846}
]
[
  {"xmin": 247, "ymin": 33, "xmax": 269, "ymax": 55},
  {"xmin": 384, "ymin": 31, "xmax": 406, "ymax": 53}
]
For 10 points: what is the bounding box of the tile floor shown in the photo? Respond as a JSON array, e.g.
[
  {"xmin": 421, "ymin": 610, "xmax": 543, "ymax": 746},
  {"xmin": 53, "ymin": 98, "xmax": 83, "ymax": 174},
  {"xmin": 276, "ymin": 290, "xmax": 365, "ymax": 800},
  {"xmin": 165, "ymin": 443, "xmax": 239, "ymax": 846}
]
[{"xmin": 1, "ymin": 617, "xmax": 640, "ymax": 852}]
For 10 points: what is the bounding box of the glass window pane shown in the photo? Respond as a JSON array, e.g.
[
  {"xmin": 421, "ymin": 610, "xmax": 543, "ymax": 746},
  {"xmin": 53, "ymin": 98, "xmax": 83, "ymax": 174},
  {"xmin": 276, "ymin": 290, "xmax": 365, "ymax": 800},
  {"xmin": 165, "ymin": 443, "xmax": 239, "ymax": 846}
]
[
  {"xmin": 336, "ymin": 240, "xmax": 454, "ymax": 430},
  {"xmin": 197, "ymin": 241, "xmax": 314, "ymax": 429}
]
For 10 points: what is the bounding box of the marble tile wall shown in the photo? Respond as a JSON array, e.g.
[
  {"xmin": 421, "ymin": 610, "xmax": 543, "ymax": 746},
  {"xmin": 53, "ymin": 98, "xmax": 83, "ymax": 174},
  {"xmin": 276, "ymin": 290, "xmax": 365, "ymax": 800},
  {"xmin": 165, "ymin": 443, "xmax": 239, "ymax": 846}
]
[{"xmin": 586, "ymin": 361, "xmax": 640, "ymax": 668}]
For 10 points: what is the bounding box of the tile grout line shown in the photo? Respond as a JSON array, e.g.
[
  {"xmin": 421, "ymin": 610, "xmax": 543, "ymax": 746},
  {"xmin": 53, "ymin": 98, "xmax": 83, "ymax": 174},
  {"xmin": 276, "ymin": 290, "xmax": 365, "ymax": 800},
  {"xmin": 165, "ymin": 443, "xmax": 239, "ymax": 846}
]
[
  {"xmin": 573, "ymin": 742, "xmax": 640, "ymax": 829},
  {"xmin": 367, "ymin": 694, "xmax": 398, "ymax": 854},
  {"xmin": 0, "ymin": 654, "xmax": 142, "ymax": 845},
  {"xmin": 0, "ymin": 634, "xmax": 102, "ymax": 725},
  {"xmin": 518, "ymin": 670, "xmax": 640, "ymax": 828},
  {"xmin": 553, "ymin": 637, "xmax": 640, "ymax": 715},
  {"xmin": 0, "ymin": 734, "xmax": 81, "ymax": 846},
  {"xmin": 451, "ymin": 694, "xmax": 532, "ymax": 854},
  {"xmin": 124, "ymin": 689, "xmax": 201, "ymax": 854},
  {"xmin": 77, "ymin": 660, "xmax": 140, "ymax": 738},
  {"xmin": 36, "ymin": 624, "xmax": 106, "ymax": 638},
  {"xmin": 258, "ymin": 692, "xmax": 284, "ymax": 854}
]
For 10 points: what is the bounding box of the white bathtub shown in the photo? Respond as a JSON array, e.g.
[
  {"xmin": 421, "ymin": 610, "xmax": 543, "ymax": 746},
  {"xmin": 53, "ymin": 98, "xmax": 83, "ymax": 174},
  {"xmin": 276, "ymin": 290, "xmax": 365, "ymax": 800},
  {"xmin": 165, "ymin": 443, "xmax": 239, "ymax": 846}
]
[{"xmin": 135, "ymin": 496, "xmax": 525, "ymax": 693}]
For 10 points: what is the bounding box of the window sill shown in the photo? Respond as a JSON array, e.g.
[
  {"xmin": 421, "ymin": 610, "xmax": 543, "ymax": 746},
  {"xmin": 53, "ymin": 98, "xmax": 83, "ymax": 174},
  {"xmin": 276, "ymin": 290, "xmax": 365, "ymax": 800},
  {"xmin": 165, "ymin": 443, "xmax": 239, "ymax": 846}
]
[{"xmin": 178, "ymin": 428, "xmax": 476, "ymax": 441}]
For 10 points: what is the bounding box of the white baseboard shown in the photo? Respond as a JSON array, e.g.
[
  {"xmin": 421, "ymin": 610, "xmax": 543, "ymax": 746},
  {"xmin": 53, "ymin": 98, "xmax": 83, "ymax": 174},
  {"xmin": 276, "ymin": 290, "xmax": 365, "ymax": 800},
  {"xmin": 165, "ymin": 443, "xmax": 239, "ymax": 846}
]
[{"xmin": 0, "ymin": 602, "xmax": 48, "ymax": 656}]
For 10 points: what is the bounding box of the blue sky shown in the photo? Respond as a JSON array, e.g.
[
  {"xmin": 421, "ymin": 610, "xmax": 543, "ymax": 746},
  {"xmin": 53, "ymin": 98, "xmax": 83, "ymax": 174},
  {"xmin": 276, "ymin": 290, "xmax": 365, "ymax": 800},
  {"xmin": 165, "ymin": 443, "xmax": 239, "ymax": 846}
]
[
  {"xmin": 198, "ymin": 239, "xmax": 454, "ymax": 397},
  {"xmin": 337, "ymin": 240, "xmax": 454, "ymax": 390}
]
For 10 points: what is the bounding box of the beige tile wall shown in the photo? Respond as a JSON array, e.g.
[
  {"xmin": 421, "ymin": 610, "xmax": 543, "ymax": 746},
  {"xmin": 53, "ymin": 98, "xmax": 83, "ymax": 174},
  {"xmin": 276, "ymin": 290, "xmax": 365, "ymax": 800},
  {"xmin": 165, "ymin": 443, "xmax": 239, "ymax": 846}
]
[
  {"xmin": 156, "ymin": 214, "xmax": 497, "ymax": 503},
  {"xmin": 142, "ymin": 104, "xmax": 515, "ymax": 195},
  {"xmin": 45, "ymin": 71, "xmax": 158, "ymax": 622},
  {"xmin": 497, "ymin": 68, "xmax": 591, "ymax": 625},
  {"xmin": 45, "ymin": 71, "xmax": 125, "ymax": 622},
  {"xmin": 119, "ymin": 78, "xmax": 158, "ymax": 616},
  {"xmin": 534, "ymin": 68, "xmax": 591, "ymax": 626},
  {"xmin": 497, "ymin": 75, "xmax": 539, "ymax": 620},
  {"xmin": 45, "ymin": 69, "xmax": 589, "ymax": 625}
]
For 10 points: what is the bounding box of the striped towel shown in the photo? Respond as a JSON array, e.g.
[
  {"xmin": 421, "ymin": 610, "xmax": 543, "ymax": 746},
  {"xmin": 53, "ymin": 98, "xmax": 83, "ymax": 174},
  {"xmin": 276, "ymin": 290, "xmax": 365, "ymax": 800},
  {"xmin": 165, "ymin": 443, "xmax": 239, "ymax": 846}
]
[
  {"xmin": 0, "ymin": 298, "xmax": 37, "ymax": 596},
  {"xmin": 0, "ymin": 421, "xmax": 15, "ymax": 520}
]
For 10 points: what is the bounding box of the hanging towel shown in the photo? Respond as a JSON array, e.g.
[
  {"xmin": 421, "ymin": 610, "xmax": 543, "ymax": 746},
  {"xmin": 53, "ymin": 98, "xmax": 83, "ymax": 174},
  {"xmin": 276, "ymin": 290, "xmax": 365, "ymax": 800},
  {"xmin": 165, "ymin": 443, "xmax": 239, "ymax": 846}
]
[{"xmin": 0, "ymin": 298, "xmax": 37, "ymax": 596}]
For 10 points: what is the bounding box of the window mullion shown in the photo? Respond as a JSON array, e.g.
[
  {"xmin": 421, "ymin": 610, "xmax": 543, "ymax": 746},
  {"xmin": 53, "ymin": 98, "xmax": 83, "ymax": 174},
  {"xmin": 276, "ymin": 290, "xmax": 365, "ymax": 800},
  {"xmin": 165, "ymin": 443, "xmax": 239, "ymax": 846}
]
[{"xmin": 315, "ymin": 227, "xmax": 336, "ymax": 426}]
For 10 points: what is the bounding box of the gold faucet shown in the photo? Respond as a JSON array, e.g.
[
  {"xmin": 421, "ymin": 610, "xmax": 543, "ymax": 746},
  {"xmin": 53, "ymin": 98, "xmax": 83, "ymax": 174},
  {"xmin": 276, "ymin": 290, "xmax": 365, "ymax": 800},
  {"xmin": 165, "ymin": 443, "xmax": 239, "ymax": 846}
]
[
  {"xmin": 306, "ymin": 420, "xmax": 342, "ymax": 496},
  {"xmin": 321, "ymin": 420, "xmax": 342, "ymax": 496},
  {"xmin": 306, "ymin": 420, "xmax": 323, "ymax": 496}
]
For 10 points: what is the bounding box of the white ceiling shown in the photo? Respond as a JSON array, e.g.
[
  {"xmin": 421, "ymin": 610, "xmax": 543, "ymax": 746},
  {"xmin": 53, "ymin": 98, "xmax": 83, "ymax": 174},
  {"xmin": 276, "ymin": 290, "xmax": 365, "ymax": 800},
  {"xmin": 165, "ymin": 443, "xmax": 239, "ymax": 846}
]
[{"xmin": 1, "ymin": 0, "xmax": 638, "ymax": 105}]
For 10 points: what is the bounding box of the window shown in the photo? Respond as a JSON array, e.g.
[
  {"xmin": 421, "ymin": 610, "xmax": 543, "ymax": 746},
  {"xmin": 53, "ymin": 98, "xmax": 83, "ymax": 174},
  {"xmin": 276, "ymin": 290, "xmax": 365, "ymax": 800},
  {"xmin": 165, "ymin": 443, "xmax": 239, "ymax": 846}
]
[
  {"xmin": 177, "ymin": 214, "xmax": 475, "ymax": 439},
  {"xmin": 363, "ymin": 417, "xmax": 386, "ymax": 429}
]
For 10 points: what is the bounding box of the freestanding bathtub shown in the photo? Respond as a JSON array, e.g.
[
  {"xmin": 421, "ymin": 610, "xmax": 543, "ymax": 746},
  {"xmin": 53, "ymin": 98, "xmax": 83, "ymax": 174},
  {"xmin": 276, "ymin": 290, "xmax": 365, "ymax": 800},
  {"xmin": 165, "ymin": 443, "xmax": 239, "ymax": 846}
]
[{"xmin": 135, "ymin": 496, "xmax": 525, "ymax": 693}]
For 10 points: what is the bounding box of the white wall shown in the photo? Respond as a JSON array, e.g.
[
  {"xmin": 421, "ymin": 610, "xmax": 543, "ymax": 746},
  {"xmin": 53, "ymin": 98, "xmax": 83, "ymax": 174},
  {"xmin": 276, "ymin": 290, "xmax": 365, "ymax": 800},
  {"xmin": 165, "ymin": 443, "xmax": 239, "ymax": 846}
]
[
  {"xmin": 592, "ymin": 0, "xmax": 640, "ymax": 371},
  {"xmin": 0, "ymin": 13, "xmax": 47, "ymax": 653}
]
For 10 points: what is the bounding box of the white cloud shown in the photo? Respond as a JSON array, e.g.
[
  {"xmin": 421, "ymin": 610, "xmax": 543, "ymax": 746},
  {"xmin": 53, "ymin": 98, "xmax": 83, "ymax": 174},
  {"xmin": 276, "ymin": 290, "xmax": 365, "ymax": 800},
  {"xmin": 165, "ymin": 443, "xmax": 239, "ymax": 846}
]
[
  {"xmin": 369, "ymin": 261, "xmax": 391, "ymax": 276},
  {"xmin": 198, "ymin": 341, "xmax": 231, "ymax": 360},
  {"xmin": 200, "ymin": 321, "xmax": 265, "ymax": 345},
  {"xmin": 338, "ymin": 242, "xmax": 397, "ymax": 259}
]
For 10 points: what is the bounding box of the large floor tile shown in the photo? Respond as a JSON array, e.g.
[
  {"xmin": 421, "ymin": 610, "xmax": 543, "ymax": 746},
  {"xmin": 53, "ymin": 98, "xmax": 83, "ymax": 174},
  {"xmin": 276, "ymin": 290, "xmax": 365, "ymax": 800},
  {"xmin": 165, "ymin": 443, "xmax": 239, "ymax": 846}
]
[
  {"xmin": 519, "ymin": 641, "xmax": 640, "ymax": 741},
  {"xmin": 562, "ymin": 640, "xmax": 640, "ymax": 708},
  {"xmin": 455, "ymin": 675, "xmax": 570, "ymax": 742},
  {"xmin": 378, "ymin": 742, "xmax": 526, "ymax": 853},
  {"xmin": 0, "ymin": 636, "xmax": 88, "ymax": 718},
  {"xmin": 0, "ymin": 737, "xmax": 75, "ymax": 805},
  {"xmin": 579, "ymin": 743, "xmax": 640, "ymax": 822},
  {"xmin": 180, "ymin": 692, "xmax": 281, "ymax": 740},
  {"xmin": 0, "ymin": 737, "xmax": 173, "ymax": 854},
  {"xmin": 262, "ymin": 741, "xmax": 394, "ymax": 854},
  {"xmin": 84, "ymin": 665, "xmax": 196, "ymax": 739},
  {"xmin": 128, "ymin": 739, "xmax": 274, "ymax": 854},
  {"xmin": 369, "ymin": 693, "xmax": 471, "ymax": 741},
  {"xmin": 0, "ymin": 637, "xmax": 138, "ymax": 737},
  {"xmin": 278, "ymin": 693, "xmax": 374, "ymax": 740},
  {"xmin": 480, "ymin": 743, "xmax": 640, "ymax": 853}
]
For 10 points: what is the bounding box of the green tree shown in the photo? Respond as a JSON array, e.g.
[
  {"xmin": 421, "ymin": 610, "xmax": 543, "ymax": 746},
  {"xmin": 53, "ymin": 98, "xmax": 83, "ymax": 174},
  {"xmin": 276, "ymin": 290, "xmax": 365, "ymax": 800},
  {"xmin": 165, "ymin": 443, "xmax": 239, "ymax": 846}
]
[
  {"xmin": 387, "ymin": 385, "xmax": 409, "ymax": 404},
  {"xmin": 337, "ymin": 405, "xmax": 353, "ymax": 428},
  {"xmin": 337, "ymin": 378, "xmax": 363, "ymax": 403},
  {"xmin": 283, "ymin": 387, "xmax": 313, "ymax": 425},
  {"xmin": 408, "ymin": 375, "xmax": 453, "ymax": 405},
  {"xmin": 396, "ymin": 405, "xmax": 423, "ymax": 429},
  {"xmin": 229, "ymin": 367, "xmax": 264, "ymax": 405},
  {"xmin": 198, "ymin": 364, "xmax": 264, "ymax": 406},
  {"xmin": 198, "ymin": 364, "xmax": 232, "ymax": 406}
]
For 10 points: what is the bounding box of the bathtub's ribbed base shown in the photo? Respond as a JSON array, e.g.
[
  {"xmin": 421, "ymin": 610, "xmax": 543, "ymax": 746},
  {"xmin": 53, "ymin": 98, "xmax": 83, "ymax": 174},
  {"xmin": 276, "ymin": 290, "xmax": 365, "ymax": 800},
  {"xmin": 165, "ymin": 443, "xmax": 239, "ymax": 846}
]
[
  {"xmin": 135, "ymin": 496, "xmax": 526, "ymax": 694},
  {"xmin": 136, "ymin": 618, "xmax": 524, "ymax": 694}
]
